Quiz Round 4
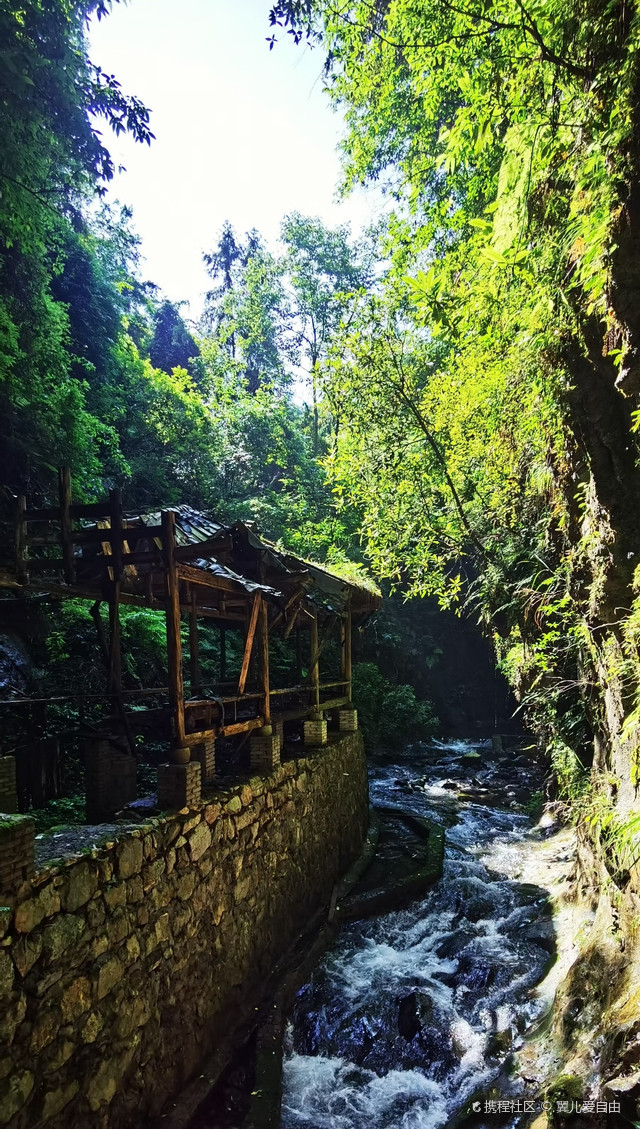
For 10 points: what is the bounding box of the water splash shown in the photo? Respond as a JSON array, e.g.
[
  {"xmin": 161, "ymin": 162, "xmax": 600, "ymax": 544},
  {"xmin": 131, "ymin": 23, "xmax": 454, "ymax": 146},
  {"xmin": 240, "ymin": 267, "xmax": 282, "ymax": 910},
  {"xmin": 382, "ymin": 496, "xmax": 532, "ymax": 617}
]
[{"xmin": 282, "ymin": 740, "xmax": 553, "ymax": 1129}]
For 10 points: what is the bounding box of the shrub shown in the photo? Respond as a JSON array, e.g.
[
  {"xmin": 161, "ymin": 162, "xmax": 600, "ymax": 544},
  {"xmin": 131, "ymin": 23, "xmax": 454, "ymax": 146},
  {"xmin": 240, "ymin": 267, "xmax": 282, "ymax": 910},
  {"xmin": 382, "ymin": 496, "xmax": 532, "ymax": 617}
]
[{"xmin": 352, "ymin": 661, "xmax": 439, "ymax": 748}]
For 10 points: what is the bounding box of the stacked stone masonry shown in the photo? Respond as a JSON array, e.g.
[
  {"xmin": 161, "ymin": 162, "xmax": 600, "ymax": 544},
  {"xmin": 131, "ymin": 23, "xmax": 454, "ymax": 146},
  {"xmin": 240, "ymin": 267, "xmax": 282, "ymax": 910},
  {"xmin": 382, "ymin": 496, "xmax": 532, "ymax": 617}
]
[
  {"xmin": 0, "ymin": 757, "xmax": 18, "ymax": 815},
  {"xmin": 0, "ymin": 732, "xmax": 368, "ymax": 1129}
]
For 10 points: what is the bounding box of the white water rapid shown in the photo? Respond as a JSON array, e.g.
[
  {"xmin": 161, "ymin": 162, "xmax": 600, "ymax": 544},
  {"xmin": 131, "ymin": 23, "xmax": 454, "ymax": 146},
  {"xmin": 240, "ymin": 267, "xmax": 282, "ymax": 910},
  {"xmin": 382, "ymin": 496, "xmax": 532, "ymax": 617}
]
[{"xmin": 281, "ymin": 740, "xmax": 577, "ymax": 1129}]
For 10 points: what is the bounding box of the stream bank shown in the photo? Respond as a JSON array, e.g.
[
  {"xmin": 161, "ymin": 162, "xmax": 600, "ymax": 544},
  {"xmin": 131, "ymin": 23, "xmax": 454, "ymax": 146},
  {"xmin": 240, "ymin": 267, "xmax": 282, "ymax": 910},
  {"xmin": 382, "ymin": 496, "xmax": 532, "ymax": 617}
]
[
  {"xmin": 278, "ymin": 739, "xmax": 616, "ymax": 1129},
  {"xmin": 184, "ymin": 737, "xmax": 640, "ymax": 1129}
]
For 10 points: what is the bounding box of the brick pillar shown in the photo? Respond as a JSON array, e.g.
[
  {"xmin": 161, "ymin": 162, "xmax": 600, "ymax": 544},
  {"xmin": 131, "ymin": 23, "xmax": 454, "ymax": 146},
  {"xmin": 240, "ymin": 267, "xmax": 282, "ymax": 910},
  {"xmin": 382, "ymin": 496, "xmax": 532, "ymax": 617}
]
[
  {"xmin": 157, "ymin": 762, "xmax": 201, "ymax": 811},
  {"xmin": 303, "ymin": 715, "xmax": 328, "ymax": 746},
  {"xmin": 249, "ymin": 730, "xmax": 281, "ymax": 773},
  {"xmin": 338, "ymin": 707, "xmax": 359, "ymax": 733},
  {"xmin": 272, "ymin": 719, "xmax": 284, "ymax": 749},
  {"xmin": 0, "ymin": 815, "xmax": 34, "ymax": 895},
  {"xmin": 191, "ymin": 737, "xmax": 215, "ymax": 785},
  {"xmin": 0, "ymin": 756, "xmax": 18, "ymax": 814},
  {"xmin": 85, "ymin": 739, "xmax": 137, "ymax": 822}
]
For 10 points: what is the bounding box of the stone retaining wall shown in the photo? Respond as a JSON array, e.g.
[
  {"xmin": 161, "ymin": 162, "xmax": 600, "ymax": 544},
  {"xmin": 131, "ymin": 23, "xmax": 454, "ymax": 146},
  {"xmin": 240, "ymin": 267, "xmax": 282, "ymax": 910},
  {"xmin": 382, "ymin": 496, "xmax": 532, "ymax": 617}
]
[{"xmin": 0, "ymin": 732, "xmax": 368, "ymax": 1129}]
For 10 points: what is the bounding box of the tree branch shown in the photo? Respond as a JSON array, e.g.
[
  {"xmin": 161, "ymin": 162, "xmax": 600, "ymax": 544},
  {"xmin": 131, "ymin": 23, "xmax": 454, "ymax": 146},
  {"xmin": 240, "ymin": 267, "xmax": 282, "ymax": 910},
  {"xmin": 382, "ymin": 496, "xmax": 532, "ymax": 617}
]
[{"xmin": 377, "ymin": 329, "xmax": 490, "ymax": 561}]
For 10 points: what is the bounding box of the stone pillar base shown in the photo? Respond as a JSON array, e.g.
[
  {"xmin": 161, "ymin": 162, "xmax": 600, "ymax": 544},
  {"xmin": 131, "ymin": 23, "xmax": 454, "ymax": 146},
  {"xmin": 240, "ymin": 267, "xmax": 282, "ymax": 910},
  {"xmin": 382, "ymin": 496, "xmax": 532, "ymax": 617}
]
[
  {"xmin": 0, "ymin": 815, "xmax": 34, "ymax": 895},
  {"xmin": 304, "ymin": 718, "xmax": 328, "ymax": 746},
  {"xmin": 249, "ymin": 732, "xmax": 281, "ymax": 773},
  {"xmin": 0, "ymin": 756, "xmax": 18, "ymax": 814},
  {"xmin": 157, "ymin": 762, "xmax": 201, "ymax": 810},
  {"xmin": 191, "ymin": 738, "xmax": 215, "ymax": 784},
  {"xmin": 85, "ymin": 739, "xmax": 137, "ymax": 822},
  {"xmin": 338, "ymin": 708, "xmax": 358, "ymax": 733}
]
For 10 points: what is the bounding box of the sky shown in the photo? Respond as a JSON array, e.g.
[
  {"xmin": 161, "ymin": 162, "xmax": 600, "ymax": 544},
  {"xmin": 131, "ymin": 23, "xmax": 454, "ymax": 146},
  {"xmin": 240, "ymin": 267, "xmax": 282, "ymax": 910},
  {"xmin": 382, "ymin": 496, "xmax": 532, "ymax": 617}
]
[{"xmin": 89, "ymin": 0, "xmax": 381, "ymax": 316}]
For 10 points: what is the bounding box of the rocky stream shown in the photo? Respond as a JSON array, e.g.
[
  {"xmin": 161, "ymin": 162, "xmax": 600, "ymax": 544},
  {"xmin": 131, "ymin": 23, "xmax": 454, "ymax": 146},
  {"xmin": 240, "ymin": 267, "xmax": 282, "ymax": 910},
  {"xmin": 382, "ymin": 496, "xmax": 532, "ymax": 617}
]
[{"xmin": 279, "ymin": 739, "xmax": 592, "ymax": 1129}]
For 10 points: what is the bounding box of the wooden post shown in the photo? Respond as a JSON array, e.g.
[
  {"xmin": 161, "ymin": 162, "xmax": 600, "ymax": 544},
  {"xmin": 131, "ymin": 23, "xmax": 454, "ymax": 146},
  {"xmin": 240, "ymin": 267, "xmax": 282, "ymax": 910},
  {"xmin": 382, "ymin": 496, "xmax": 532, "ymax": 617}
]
[
  {"xmin": 345, "ymin": 604, "xmax": 352, "ymax": 703},
  {"xmin": 238, "ymin": 593, "xmax": 261, "ymax": 695},
  {"xmin": 90, "ymin": 600, "xmax": 135, "ymax": 756},
  {"xmin": 188, "ymin": 586, "xmax": 201, "ymax": 696},
  {"xmin": 15, "ymin": 494, "xmax": 27, "ymax": 583},
  {"xmin": 294, "ymin": 626, "xmax": 302, "ymax": 682},
  {"xmin": 259, "ymin": 600, "xmax": 271, "ymax": 724},
  {"xmin": 310, "ymin": 606, "xmax": 320, "ymax": 713},
  {"xmin": 220, "ymin": 626, "xmax": 227, "ymax": 683},
  {"xmin": 58, "ymin": 466, "xmax": 75, "ymax": 583},
  {"xmin": 162, "ymin": 510, "xmax": 186, "ymax": 754},
  {"xmin": 109, "ymin": 583, "xmax": 122, "ymax": 696},
  {"xmin": 109, "ymin": 488, "xmax": 123, "ymax": 583}
]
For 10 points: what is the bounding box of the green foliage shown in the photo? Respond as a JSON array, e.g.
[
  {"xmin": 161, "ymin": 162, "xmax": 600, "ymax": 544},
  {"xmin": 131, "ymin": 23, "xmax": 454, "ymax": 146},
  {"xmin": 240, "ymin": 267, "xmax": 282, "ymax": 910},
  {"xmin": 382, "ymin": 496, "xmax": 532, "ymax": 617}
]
[
  {"xmin": 0, "ymin": 3, "xmax": 458, "ymax": 780},
  {"xmin": 203, "ymin": 225, "xmax": 290, "ymax": 395},
  {"xmin": 0, "ymin": 0, "xmax": 152, "ymax": 498},
  {"xmin": 549, "ymin": 739, "xmax": 589, "ymax": 805},
  {"xmin": 352, "ymin": 661, "xmax": 438, "ymax": 747},
  {"xmin": 31, "ymin": 795, "xmax": 86, "ymax": 833},
  {"xmin": 149, "ymin": 301, "xmax": 200, "ymax": 378},
  {"xmin": 524, "ymin": 790, "xmax": 544, "ymax": 818},
  {"xmin": 266, "ymin": 0, "xmax": 640, "ymax": 809}
]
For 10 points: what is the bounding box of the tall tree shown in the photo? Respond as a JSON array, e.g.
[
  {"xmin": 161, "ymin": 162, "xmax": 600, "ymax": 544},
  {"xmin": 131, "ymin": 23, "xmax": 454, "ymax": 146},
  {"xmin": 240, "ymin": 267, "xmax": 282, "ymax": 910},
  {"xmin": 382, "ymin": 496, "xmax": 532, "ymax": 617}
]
[
  {"xmin": 269, "ymin": 0, "xmax": 640, "ymax": 814},
  {"xmin": 149, "ymin": 300, "xmax": 200, "ymax": 376},
  {"xmin": 0, "ymin": 0, "xmax": 152, "ymax": 496},
  {"xmin": 281, "ymin": 212, "xmax": 369, "ymax": 452},
  {"xmin": 202, "ymin": 225, "xmax": 289, "ymax": 393}
]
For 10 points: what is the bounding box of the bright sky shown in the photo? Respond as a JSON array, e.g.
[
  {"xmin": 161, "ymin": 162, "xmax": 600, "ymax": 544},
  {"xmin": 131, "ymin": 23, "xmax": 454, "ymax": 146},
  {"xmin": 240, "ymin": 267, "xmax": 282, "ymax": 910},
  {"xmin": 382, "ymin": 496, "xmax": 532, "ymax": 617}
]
[{"xmin": 89, "ymin": 0, "xmax": 380, "ymax": 316}]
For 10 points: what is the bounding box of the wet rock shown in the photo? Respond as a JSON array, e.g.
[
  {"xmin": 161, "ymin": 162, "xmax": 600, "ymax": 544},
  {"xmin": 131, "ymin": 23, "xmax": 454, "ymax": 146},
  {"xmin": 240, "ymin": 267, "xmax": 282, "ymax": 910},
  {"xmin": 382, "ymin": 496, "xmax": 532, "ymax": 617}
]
[
  {"xmin": 455, "ymin": 954, "xmax": 496, "ymax": 991},
  {"xmin": 0, "ymin": 632, "xmax": 31, "ymax": 696},
  {"xmin": 464, "ymin": 894, "xmax": 495, "ymax": 923},
  {"xmin": 520, "ymin": 919, "xmax": 556, "ymax": 954},
  {"xmin": 435, "ymin": 929, "xmax": 469, "ymax": 959},
  {"xmin": 397, "ymin": 992, "xmax": 422, "ymax": 1040},
  {"xmin": 512, "ymin": 788, "xmax": 533, "ymax": 803},
  {"xmin": 488, "ymin": 1027, "xmax": 513, "ymax": 1055}
]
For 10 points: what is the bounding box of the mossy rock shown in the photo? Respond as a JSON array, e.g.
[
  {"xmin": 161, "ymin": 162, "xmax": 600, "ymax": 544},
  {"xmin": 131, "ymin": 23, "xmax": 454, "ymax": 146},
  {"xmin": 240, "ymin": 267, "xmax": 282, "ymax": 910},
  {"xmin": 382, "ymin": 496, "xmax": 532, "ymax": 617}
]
[
  {"xmin": 545, "ymin": 1073, "xmax": 583, "ymax": 1101},
  {"xmin": 545, "ymin": 1072, "xmax": 585, "ymax": 1123}
]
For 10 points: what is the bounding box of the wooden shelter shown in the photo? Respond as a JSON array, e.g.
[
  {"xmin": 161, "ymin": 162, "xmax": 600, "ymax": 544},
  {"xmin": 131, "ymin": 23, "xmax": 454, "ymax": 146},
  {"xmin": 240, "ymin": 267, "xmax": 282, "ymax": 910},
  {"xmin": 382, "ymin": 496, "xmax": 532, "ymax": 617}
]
[{"xmin": 0, "ymin": 469, "xmax": 380, "ymax": 770}]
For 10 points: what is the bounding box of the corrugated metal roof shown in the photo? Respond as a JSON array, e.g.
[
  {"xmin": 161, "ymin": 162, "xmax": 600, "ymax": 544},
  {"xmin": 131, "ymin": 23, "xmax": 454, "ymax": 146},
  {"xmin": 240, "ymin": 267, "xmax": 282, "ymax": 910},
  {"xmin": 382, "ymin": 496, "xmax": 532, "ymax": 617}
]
[
  {"xmin": 125, "ymin": 509, "xmax": 280, "ymax": 598},
  {"xmin": 119, "ymin": 506, "xmax": 379, "ymax": 610}
]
